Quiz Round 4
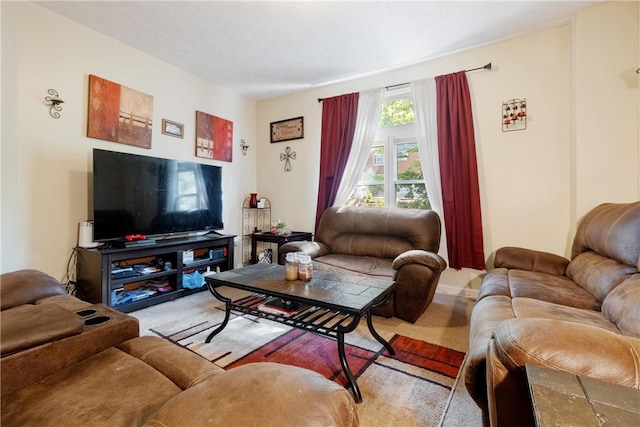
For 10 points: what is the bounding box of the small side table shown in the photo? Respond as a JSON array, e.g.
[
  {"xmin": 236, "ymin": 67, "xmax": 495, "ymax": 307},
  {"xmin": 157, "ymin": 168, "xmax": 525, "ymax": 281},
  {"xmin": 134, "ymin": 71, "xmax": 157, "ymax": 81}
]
[
  {"xmin": 526, "ymin": 364, "xmax": 640, "ymax": 426},
  {"xmin": 250, "ymin": 231, "xmax": 312, "ymax": 264}
]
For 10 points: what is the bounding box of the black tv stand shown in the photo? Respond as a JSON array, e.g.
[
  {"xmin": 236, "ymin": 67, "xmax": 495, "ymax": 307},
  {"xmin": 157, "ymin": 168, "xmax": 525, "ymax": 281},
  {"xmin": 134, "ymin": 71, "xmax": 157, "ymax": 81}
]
[{"xmin": 76, "ymin": 234, "xmax": 235, "ymax": 313}]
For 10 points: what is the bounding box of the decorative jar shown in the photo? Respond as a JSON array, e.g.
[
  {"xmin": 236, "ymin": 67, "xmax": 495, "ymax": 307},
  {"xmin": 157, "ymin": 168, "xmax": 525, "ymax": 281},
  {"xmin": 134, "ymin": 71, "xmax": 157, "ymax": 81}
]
[
  {"xmin": 285, "ymin": 252, "xmax": 299, "ymax": 281},
  {"xmin": 297, "ymin": 255, "xmax": 313, "ymax": 282}
]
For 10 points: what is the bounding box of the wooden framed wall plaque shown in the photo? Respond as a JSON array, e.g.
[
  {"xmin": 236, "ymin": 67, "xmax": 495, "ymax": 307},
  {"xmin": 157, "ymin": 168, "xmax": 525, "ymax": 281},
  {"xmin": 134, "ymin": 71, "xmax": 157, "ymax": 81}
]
[
  {"xmin": 161, "ymin": 119, "xmax": 184, "ymax": 138},
  {"xmin": 270, "ymin": 116, "xmax": 303, "ymax": 143}
]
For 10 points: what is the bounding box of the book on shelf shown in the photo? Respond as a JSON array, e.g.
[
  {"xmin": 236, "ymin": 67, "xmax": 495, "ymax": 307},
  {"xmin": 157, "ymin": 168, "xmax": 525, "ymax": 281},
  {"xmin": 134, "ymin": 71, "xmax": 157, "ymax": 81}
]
[
  {"xmin": 145, "ymin": 278, "xmax": 173, "ymax": 292},
  {"xmin": 258, "ymin": 297, "xmax": 306, "ymax": 317}
]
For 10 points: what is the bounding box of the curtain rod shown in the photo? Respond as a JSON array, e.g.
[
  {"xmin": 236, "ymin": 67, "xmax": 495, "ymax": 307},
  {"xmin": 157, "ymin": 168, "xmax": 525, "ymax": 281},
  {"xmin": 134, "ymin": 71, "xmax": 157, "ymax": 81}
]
[{"xmin": 318, "ymin": 62, "xmax": 492, "ymax": 102}]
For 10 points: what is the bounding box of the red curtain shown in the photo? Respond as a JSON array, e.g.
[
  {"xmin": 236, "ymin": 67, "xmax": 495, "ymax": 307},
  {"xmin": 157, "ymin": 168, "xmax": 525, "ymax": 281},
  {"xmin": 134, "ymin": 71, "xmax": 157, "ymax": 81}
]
[
  {"xmin": 435, "ymin": 72, "xmax": 485, "ymax": 270},
  {"xmin": 315, "ymin": 93, "xmax": 359, "ymax": 231}
]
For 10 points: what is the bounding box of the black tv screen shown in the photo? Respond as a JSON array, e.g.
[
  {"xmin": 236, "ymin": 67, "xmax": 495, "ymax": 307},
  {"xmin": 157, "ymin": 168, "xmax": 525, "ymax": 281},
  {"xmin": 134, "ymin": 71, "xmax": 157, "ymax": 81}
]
[{"xmin": 92, "ymin": 149, "xmax": 223, "ymax": 241}]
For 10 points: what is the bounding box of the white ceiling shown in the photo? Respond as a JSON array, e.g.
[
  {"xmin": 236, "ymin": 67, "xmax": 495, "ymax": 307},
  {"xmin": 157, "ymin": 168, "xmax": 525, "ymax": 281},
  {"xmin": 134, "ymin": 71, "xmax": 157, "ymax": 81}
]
[{"xmin": 34, "ymin": 1, "xmax": 601, "ymax": 100}]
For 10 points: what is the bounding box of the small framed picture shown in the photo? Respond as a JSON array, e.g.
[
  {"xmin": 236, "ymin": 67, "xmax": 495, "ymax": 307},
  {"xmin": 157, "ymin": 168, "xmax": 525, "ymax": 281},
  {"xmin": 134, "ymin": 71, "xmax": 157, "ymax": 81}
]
[
  {"xmin": 162, "ymin": 119, "xmax": 184, "ymax": 138},
  {"xmin": 270, "ymin": 116, "xmax": 304, "ymax": 143}
]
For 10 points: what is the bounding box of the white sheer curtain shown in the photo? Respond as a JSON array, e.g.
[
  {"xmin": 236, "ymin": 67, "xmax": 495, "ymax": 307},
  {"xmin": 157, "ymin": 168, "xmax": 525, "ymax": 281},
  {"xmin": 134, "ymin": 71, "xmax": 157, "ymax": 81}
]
[
  {"xmin": 411, "ymin": 78, "xmax": 449, "ymax": 263},
  {"xmin": 332, "ymin": 88, "xmax": 384, "ymax": 207}
]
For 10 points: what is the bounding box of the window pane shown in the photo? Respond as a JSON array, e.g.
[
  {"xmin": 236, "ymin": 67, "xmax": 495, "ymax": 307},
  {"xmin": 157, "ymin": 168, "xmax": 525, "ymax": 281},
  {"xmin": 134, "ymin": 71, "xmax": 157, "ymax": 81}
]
[
  {"xmin": 396, "ymin": 142, "xmax": 422, "ymax": 180},
  {"xmin": 379, "ymin": 99, "xmax": 415, "ymax": 127},
  {"xmin": 178, "ymin": 170, "xmax": 196, "ymax": 195},
  {"xmin": 395, "ymin": 183, "xmax": 430, "ymax": 209},
  {"xmin": 353, "ymin": 184, "xmax": 385, "ymax": 207},
  {"xmin": 175, "ymin": 195, "xmax": 197, "ymax": 211},
  {"xmin": 363, "ymin": 146, "xmax": 384, "ymax": 182}
]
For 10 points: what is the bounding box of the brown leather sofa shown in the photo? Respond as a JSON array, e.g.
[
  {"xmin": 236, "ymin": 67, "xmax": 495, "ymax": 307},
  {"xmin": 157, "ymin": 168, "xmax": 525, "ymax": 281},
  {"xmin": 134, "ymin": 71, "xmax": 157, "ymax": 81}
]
[
  {"xmin": 279, "ymin": 206, "xmax": 447, "ymax": 323},
  {"xmin": 0, "ymin": 270, "xmax": 359, "ymax": 426},
  {"xmin": 464, "ymin": 201, "xmax": 640, "ymax": 426}
]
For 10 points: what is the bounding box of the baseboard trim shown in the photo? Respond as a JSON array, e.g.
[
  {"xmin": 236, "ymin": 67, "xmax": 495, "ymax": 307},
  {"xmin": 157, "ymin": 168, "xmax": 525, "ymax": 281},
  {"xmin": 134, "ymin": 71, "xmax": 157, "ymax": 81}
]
[{"xmin": 436, "ymin": 284, "xmax": 478, "ymax": 300}]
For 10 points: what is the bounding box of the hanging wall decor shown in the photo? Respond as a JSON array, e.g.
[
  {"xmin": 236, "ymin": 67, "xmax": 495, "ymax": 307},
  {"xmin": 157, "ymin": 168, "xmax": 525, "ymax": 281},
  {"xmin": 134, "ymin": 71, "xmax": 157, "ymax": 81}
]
[
  {"xmin": 502, "ymin": 98, "xmax": 527, "ymax": 132},
  {"xmin": 280, "ymin": 146, "xmax": 296, "ymax": 172},
  {"xmin": 271, "ymin": 116, "xmax": 304, "ymax": 143},
  {"xmin": 87, "ymin": 75, "xmax": 153, "ymax": 148},
  {"xmin": 195, "ymin": 110, "xmax": 233, "ymax": 162},
  {"xmin": 161, "ymin": 119, "xmax": 184, "ymax": 138}
]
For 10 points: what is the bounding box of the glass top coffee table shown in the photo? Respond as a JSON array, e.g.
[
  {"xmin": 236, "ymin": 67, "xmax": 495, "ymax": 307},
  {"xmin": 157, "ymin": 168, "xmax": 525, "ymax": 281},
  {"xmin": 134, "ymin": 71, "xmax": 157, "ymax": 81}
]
[{"xmin": 204, "ymin": 263, "xmax": 396, "ymax": 403}]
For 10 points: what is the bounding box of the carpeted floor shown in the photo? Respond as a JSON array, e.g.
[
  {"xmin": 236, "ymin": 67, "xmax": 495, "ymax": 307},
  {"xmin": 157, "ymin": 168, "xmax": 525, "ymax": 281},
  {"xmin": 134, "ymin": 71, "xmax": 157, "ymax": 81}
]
[{"xmin": 131, "ymin": 287, "xmax": 482, "ymax": 426}]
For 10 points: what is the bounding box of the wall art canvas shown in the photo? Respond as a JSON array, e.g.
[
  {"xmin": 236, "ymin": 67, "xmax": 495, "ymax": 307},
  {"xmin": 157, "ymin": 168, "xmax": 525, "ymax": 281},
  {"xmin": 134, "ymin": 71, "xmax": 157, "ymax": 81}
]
[
  {"xmin": 195, "ymin": 110, "xmax": 233, "ymax": 162},
  {"xmin": 87, "ymin": 75, "xmax": 153, "ymax": 148}
]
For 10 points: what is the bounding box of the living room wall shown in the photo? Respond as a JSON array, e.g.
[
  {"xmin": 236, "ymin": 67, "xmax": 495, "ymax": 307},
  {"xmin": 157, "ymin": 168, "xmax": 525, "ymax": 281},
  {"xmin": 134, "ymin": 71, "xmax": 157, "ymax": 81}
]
[
  {"xmin": 255, "ymin": 1, "xmax": 639, "ymax": 296},
  {"xmin": 1, "ymin": 2, "xmax": 637, "ymax": 297},
  {"xmin": 1, "ymin": 2, "xmax": 258, "ymax": 276}
]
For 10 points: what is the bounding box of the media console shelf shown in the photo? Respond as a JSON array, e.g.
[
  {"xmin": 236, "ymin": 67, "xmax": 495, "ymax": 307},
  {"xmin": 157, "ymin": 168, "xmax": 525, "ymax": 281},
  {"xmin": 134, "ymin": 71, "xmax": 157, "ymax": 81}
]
[{"xmin": 76, "ymin": 234, "xmax": 235, "ymax": 313}]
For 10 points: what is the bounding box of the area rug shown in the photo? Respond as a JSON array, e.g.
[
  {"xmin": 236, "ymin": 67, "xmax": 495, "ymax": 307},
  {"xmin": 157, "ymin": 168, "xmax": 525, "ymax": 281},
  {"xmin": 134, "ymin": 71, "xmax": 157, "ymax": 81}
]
[{"xmin": 151, "ymin": 307, "xmax": 466, "ymax": 426}]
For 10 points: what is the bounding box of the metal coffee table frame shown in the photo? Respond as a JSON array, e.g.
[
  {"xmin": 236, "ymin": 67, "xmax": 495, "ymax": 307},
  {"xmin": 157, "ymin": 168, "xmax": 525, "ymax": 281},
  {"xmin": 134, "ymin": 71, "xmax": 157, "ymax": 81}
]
[{"xmin": 204, "ymin": 264, "xmax": 396, "ymax": 403}]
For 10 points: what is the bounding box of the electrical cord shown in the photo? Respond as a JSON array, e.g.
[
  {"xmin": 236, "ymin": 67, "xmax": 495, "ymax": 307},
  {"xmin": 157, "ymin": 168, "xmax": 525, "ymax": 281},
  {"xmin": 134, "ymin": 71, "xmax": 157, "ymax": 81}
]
[{"xmin": 61, "ymin": 247, "xmax": 80, "ymax": 297}]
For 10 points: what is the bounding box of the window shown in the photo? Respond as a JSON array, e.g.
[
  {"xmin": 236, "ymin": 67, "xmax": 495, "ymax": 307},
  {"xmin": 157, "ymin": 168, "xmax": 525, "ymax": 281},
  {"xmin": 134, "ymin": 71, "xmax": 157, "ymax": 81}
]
[
  {"xmin": 349, "ymin": 91, "xmax": 431, "ymax": 209},
  {"xmin": 174, "ymin": 164, "xmax": 200, "ymax": 211}
]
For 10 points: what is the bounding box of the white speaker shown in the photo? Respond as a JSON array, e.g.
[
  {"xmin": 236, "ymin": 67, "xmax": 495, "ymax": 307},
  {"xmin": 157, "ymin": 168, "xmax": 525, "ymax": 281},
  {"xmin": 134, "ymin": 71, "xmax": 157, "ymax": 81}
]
[{"xmin": 78, "ymin": 221, "xmax": 97, "ymax": 248}]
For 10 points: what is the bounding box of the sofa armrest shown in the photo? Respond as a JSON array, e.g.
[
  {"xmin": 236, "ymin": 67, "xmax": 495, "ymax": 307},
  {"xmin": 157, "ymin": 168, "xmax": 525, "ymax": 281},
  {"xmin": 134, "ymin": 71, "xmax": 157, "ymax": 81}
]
[
  {"xmin": 389, "ymin": 250, "xmax": 447, "ymax": 323},
  {"xmin": 392, "ymin": 249, "xmax": 447, "ymax": 272},
  {"xmin": 1, "ymin": 270, "xmax": 67, "ymax": 310},
  {"xmin": 279, "ymin": 241, "xmax": 330, "ymax": 264},
  {"xmin": 494, "ymin": 246, "xmax": 569, "ymax": 276},
  {"xmin": 492, "ymin": 318, "xmax": 640, "ymax": 388}
]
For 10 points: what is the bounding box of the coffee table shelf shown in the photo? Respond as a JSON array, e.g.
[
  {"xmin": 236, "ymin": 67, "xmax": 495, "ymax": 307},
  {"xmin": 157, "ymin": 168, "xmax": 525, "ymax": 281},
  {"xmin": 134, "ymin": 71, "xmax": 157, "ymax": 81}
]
[{"xmin": 233, "ymin": 293, "xmax": 356, "ymax": 338}]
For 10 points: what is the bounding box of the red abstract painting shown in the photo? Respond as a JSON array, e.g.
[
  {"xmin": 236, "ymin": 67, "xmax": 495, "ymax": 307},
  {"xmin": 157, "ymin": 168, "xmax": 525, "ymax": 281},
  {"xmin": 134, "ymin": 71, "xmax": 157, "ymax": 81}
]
[
  {"xmin": 87, "ymin": 75, "xmax": 153, "ymax": 149},
  {"xmin": 195, "ymin": 110, "xmax": 233, "ymax": 162}
]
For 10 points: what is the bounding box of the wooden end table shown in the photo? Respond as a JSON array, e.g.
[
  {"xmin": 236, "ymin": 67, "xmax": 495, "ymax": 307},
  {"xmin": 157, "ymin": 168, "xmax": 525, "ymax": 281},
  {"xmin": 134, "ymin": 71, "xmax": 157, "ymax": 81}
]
[{"xmin": 250, "ymin": 231, "xmax": 312, "ymax": 264}]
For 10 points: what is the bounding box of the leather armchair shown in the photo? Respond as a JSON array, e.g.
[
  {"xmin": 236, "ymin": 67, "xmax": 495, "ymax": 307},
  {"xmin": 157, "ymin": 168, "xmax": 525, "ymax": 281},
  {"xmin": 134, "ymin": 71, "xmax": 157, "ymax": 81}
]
[{"xmin": 280, "ymin": 206, "xmax": 446, "ymax": 323}]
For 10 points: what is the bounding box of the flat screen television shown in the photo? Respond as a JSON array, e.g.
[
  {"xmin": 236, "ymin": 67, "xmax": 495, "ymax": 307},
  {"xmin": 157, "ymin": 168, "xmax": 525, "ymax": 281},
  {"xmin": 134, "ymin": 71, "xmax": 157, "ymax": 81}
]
[{"xmin": 92, "ymin": 149, "xmax": 224, "ymax": 242}]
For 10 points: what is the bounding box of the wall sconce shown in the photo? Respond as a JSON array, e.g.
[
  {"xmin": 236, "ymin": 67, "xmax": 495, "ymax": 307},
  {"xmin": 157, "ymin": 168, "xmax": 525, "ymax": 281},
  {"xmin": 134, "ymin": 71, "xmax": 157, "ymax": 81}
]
[
  {"xmin": 502, "ymin": 98, "xmax": 526, "ymax": 132},
  {"xmin": 44, "ymin": 89, "xmax": 64, "ymax": 119},
  {"xmin": 240, "ymin": 139, "xmax": 249, "ymax": 156}
]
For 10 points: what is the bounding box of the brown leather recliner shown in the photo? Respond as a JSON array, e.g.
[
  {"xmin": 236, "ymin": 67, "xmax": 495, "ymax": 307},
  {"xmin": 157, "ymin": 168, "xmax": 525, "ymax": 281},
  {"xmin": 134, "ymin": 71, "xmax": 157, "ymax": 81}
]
[
  {"xmin": 464, "ymin": 201, "xmax": 640, "ymax": 426},
  {"xmin": 280, "ymin": 206, "xmax": 447, "ymax": 323}
]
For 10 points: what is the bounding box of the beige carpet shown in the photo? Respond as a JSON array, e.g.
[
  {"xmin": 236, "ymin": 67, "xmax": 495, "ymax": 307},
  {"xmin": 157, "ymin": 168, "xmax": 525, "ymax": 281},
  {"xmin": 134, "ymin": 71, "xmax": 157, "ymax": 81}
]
[{"xmin": 131, "ymin": 288, "xmax": 482, "ymax": 426}]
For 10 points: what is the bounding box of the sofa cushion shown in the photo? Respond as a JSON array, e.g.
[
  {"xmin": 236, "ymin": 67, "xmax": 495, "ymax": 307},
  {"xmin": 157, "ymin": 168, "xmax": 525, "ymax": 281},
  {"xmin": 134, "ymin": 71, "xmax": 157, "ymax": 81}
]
[
  {"xmin": 142, "ymin": 362, "xmax": 358, "ymax": 427},
  {"xmin": 0, "ymin": 303, "xmax": 84, "ymax": 356},
  {"xmin": 566, "ymin": 251, "xmax": 637, "ymax": 302},
  {"xmin": 0, "ymin": 270, "xmax": 67, "ymax": 310},
  {"xmin": 314, "ymin": 254, "xmax": 395, "ymax": 278},
  {"xmin": 118, "ymin": 336, "xmax": 224, "ymax": 389},
  {"xmin": 1, "ymin": 347, "xmax": 181, "ymax": 427},
  {"xmin": 477, "ymin": 268, "xmax": 600, "ymax": 310},
  {"xmin": 511, "ymin": 298, "xmax": 620, "ymax": 334},
  {"xmin": 602, "ymin": 274, "xmax": 640, "ymax": 338}
]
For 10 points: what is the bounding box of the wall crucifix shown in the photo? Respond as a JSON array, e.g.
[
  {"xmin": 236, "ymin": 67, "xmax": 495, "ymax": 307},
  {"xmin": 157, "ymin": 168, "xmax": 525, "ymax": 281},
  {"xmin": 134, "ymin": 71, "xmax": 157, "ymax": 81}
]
[{"xmin": 280, "ymin": 146, "xmax": 296, "ymax": 172}]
